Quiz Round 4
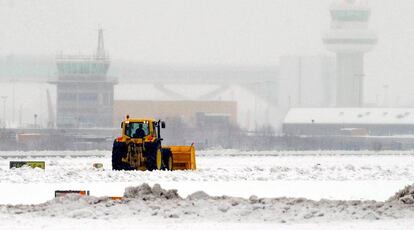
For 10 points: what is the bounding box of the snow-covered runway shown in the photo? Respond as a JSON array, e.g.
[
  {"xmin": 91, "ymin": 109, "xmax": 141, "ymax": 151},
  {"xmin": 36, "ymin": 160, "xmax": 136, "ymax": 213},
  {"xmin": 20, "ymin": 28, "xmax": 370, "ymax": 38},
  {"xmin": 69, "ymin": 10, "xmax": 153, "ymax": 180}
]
[
  {"xmin": 3, "ymin": 150, "xmax": 414, "ymax": 183},
  {"xmin": 0, "ymin": 150, "xmax": 414, "ymax": 229},
  {"xmin": 1, "ymin": 150, "xmax": 414, "ymax": 203}
]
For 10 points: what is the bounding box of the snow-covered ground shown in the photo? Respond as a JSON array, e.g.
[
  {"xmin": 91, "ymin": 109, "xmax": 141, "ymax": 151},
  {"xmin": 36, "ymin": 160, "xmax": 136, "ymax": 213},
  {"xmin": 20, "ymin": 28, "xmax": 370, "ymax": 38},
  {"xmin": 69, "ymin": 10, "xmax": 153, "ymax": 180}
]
[
  {"xmin": 0, "ymin": 149, "xmax": 414, "ymax": 229},
  {"xmin": 1, "ymin": 218, "xmax": 413, "ymax": 230}
]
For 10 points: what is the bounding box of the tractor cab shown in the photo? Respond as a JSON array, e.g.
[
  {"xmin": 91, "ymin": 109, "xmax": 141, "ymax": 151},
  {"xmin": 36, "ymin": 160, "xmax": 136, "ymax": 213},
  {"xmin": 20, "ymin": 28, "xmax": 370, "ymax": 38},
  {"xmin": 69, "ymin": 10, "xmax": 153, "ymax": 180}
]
[{"xmin": 119, "ymin": 118, "xmax": 165, "ymax": 143}]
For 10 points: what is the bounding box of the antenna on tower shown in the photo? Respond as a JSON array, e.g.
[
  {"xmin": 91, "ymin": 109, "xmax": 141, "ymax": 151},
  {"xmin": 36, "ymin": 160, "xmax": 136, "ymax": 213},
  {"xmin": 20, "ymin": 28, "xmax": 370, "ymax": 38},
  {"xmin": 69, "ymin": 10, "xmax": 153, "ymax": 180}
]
[{"xmin": 96, "ymin": 27, "xmax": 105, "ymax": 58}]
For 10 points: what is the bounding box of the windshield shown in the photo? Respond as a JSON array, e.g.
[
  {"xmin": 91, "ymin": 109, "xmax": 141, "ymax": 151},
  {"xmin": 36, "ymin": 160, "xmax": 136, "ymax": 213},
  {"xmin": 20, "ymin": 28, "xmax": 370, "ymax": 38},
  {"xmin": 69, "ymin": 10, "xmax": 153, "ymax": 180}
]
[{"xmin": 125, "ymin": 122, "xmax": 149, "ymax": 138}]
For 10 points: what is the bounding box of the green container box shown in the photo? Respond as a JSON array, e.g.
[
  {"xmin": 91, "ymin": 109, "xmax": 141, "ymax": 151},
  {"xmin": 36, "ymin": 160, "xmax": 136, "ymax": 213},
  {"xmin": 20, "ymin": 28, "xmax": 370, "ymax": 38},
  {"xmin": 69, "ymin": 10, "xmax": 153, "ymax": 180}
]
[{"xmin": 9, "ymin": 161, "xmax": 45, "ymax": 169}]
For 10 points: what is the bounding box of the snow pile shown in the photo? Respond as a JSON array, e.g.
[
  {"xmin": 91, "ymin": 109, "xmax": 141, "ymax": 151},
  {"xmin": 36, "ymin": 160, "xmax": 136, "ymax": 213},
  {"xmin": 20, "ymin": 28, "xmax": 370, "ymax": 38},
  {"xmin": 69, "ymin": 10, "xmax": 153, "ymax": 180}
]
[
  {"xmin": 2, "ymin": 183, "xmax": 414, "ymax": 223},
  {"xmin": 388, "ymin": 184, "xmax": 414, "ymax": 204},
  {"xmin": 124, "ymin": 183, "xmax": 180, "ymax": 200}
]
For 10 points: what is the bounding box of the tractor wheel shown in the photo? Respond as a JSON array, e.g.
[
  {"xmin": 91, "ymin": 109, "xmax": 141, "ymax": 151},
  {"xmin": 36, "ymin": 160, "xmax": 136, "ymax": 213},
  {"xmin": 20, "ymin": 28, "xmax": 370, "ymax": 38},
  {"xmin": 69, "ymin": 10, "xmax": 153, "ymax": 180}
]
[
  {"xmin": 147, "ymin": 147, "xmax": 162, "ymax": 171},
  {"xmin": 161, "ymin": 148, "xmax": 173, "ymax": 171},
  {"xmin": 112, "ymin": 141, "xmax": 127, "ymax": 170}
]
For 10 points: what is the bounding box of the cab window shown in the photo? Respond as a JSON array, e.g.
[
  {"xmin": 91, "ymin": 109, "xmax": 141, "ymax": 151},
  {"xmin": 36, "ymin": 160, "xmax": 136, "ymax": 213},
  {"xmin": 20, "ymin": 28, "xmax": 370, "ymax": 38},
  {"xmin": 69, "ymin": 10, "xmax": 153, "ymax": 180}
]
[{"xmin": 125, "ymin": 122, "xmax": 149, "ymax": 138}]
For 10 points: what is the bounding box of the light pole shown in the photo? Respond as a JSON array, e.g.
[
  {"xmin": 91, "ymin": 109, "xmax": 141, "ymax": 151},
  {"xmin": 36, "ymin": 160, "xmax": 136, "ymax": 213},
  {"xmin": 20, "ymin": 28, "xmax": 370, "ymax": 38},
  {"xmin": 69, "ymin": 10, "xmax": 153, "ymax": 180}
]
[
  {"xmin": 383, "ymin": 84, "xmax": 389, "ymax": 107},
  {"xmin": 1, "ymin": 96, "xmax": 7, "ymax": 128},
  {"xmin": 34, "ymin": 114, "xmax": 38, "ymax": 128},
  {"xmin": 19, "ymin": 104, "xmax": 23, "ymax": 127},
  {"xmin": 354, "ymin": 73, "xmax": 365, "ymax": 107}
]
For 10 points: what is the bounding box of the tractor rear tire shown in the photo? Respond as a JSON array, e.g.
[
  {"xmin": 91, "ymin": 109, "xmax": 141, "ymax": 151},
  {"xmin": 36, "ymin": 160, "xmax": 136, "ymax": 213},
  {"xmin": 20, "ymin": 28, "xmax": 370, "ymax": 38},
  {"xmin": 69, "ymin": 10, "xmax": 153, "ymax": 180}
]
[
  {"xmin": 161, "ymin": 148, "xmax": 173, "ymax": 171},
  {"xmin": 112, "ymin": 141, "xmax": 127, "ymax": 170}
]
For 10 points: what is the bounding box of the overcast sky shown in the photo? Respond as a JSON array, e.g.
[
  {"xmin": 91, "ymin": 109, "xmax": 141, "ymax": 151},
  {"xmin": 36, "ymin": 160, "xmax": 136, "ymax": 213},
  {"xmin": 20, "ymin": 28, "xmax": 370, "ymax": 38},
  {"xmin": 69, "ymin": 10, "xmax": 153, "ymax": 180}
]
[{"xmin": 0, "ymin": 0, "xmax": 413, "ymax": 105}]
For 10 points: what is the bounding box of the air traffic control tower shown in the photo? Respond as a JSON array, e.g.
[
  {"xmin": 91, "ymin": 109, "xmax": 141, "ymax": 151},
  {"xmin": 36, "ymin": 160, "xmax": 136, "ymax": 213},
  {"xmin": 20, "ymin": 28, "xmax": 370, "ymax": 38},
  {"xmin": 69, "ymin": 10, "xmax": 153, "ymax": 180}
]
[
  {"xmin": 53, "ymin": 29, "xmax": 116, "ymax": 128},
  {"xmin": 323, "ymin": 0, "xmax": 377, "ymax": 107}
]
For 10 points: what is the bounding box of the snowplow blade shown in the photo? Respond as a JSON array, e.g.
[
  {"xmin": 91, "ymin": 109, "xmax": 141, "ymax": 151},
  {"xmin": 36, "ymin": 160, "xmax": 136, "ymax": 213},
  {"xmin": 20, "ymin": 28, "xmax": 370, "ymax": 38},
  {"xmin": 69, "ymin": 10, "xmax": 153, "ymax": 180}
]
[{"xmin": 168, "ymin": 145, "xmax": 196, "ymax": 170}]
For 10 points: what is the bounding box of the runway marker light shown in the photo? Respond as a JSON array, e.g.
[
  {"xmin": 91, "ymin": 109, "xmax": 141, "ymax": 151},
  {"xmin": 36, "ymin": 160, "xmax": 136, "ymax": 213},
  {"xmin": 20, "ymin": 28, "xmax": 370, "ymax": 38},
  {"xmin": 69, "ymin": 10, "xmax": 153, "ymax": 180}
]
[{"xmin": 93, "ymin": 163, "xmax": 104, "ymax": 169}]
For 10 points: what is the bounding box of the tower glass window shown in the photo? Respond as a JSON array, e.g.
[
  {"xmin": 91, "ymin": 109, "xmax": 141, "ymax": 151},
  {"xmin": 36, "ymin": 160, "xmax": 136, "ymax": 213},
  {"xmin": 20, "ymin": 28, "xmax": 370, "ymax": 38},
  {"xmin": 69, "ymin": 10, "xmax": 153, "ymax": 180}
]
[{"xmin": 331, "ymin": 10, "xmax": 370, "ymax": 21}]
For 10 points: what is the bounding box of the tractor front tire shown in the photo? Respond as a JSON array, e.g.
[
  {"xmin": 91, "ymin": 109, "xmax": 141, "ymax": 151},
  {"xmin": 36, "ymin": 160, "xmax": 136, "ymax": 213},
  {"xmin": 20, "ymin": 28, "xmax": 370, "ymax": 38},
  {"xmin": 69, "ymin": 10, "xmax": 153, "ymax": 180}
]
[{"xmin": 112, "ymin": 141, "xmax": 127, "ymax": 170}]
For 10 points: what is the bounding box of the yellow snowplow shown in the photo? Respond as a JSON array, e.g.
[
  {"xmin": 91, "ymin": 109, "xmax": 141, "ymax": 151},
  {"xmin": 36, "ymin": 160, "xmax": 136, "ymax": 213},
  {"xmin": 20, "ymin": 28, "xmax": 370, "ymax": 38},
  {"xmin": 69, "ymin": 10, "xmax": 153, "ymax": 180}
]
[{"xmin": 112, "ymin": 116, "xmax": 196, "ymax": 171}]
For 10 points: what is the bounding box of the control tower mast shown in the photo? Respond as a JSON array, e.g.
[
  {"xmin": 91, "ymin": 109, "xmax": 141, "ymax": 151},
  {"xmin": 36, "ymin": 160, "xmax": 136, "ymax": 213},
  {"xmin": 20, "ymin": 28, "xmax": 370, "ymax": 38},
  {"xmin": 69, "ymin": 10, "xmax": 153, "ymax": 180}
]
[{"xmin": 323, "ymin": 0, "xmax": 377, "ymax": 107}]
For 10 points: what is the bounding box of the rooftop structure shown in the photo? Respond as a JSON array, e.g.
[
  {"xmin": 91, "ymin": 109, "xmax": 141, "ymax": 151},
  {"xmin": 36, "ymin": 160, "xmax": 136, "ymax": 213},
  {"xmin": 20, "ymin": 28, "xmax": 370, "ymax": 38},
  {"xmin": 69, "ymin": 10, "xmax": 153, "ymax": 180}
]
[
  {"xmin": 323, "ymin": 0, "xmax": 377, "ymax": 107},
  {"xmin": 284, "ymin": 108, "xmax": 414, "ymax": 125},
  {"xmin": 283, "ymin": 108, "xmax": 414, "ymax": 136}
]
